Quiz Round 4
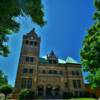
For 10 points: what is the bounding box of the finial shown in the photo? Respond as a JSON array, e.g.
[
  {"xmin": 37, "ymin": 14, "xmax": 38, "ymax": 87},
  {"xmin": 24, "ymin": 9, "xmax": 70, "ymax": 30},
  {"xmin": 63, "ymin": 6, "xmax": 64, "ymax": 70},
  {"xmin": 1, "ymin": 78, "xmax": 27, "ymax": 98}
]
[{"xmin": 31, "ymin": 28, "xmax": 35, "ymax": 32}]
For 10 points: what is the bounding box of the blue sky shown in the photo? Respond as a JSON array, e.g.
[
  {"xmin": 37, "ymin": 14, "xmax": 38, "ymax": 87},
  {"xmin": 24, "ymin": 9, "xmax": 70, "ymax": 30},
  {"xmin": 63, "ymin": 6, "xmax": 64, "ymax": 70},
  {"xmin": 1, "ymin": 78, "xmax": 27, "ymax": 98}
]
[{"xmin": 0, "ymin": 0, "xmax": 94, "ymax": 86}]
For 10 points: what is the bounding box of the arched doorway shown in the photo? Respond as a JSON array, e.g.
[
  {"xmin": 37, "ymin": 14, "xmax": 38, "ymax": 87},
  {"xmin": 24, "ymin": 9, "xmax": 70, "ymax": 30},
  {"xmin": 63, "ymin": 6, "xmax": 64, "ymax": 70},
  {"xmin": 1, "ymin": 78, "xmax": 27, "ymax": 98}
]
[
  {"xmin": 54, "ymin": 86, "xmax": 60, "ymax": 97},
  {"xmin": 46, "ymin": 84, "xmax": 53, "ymax": 97},
  {"xmin": 38, "ymin": 85, "xmax": 44, "ymax": 96}
]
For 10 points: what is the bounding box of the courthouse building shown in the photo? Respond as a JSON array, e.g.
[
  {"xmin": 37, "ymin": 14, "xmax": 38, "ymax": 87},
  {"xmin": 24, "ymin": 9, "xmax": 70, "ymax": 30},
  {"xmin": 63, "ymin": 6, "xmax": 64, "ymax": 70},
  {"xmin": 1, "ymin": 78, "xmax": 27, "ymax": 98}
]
[{"xmin": 15, "ymin": 29, "xmax": 85, "ymax": 98}]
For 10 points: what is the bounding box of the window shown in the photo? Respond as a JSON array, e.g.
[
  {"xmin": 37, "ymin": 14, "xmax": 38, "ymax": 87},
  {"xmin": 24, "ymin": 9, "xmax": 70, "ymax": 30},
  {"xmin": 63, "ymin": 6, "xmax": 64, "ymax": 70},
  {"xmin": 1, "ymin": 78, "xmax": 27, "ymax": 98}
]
[
  {"xmin": 25, "ymin": 57, "xmax": 34, "ymax": 63},
  {"xmin": 48, "ymin": 60, "xmax": 52, "ymax": 64},
  {"xmin": 59, "ymin": 71, "xmax": 63, "ymax": 75},
  {"xmin": 42, "ymin": 70, "xmax": 46, "ymax": 74},
  {"xmin": 72, "ymin": 71, "xmax": 80, "ymax": 76},
  {"xmin": 72, "ymin": 71, "xmax": 75, "ymax": 75},
  {"xmin": 34, "ymin": 42, "xmax": 38, "ymax": 46},
  {"xmin": 30, "ymin": 41, "xmax": 34, "ymax": 45},
  {"xmin": 23, "ymin": 68, "xmax": 28, "ymax": 73},
  {"xmin": 25, "ymin": 57, "xmax": 30, "ymax": 62},
  {"xmin": 53, "ymin": 70, "xmax": 57, "ymax": 74},
  {"xmin": 21, "ymin": 78, "xmax": 27, "ymax": 88},
  {"xmin": 29, "ymin": 69, "xmax": 33, "ymax": 74},
  {"xmin": 73, "ymin": 80, "xmax": 81, "ymax": 88},
  {"xmin": 53, "ymin": 60, "xmax": 57, "ymax": 64},
  {"xmin": 27, "ymin": 78, "xmax": 32, "ymax": 88},
  {"xmin": 65, "ymin": 82, "xmax": 68, "ymax": 88},
  {"xmin": 21, "ymin": 78, "xmax": 32, "ymax": 88},
  {"xmin": 48, "ymin": 70, "xmax": 52, "ymax": 74},
  {"xmin": 25, "ymin": 40, "xmax": 29, "ymax": 45},
  {"xmin": 73, "ymin": 80, "xmax": 77, "ymax": 88},
  {"xmin": 76, "ymin": 71, "xmax": 80, "ymax": 75},
  {"xmin": 77, "ymin": 80, "xmax": 81, "ymax": 88},
  {"xmin": 30, "ymin": 57, "xmax": 34, "ymax": 62}
]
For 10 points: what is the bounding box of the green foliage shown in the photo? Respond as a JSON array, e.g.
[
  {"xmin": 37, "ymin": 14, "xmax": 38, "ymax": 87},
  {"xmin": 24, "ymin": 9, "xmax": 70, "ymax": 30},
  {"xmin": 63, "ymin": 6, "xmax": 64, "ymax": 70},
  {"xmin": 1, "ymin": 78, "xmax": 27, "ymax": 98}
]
[
  {"xmin": 0, "ymin": 84, "xmax": 13, "ymax": 100},
  {"xmin": 80, "ymin": 0, "xmax": 100, "ymax": 89},
  {"xmin": 19, "ymin": 89, "xmax": 35, "ymax": 100},
  {"xmin": 0, "ymin": 70, "xmax": 8, "ymax": 86},
  {"xmin": 0, "ymin": 0, "xmax": 45, "ymax": 57}
]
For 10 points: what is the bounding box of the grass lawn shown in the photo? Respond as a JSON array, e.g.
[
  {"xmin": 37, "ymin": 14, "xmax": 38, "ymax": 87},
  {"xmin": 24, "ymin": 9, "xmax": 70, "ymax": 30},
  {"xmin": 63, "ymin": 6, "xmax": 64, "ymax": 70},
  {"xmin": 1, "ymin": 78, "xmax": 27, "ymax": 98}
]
[{"xmin": 70, "ymin": 98, "xmax": 97, "ymax": 100}]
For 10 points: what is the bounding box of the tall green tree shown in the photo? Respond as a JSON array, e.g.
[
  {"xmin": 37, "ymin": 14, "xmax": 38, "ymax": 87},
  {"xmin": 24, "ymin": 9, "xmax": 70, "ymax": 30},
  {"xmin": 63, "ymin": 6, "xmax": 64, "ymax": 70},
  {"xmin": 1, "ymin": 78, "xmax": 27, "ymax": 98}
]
[
  {"xmin": 80, "ymin": 0, "xmax": 100, "ymax": 89},
  {"xmin": 0, "ymin": 85, "xmax": 13, "ymax": 100},
  {"xmin": 0, "ymin": 70, "xmax": 8, "ymax": 86},
  {"xmin": 0, "ymin": 0, "xmax": 45, "ymax": 56}
]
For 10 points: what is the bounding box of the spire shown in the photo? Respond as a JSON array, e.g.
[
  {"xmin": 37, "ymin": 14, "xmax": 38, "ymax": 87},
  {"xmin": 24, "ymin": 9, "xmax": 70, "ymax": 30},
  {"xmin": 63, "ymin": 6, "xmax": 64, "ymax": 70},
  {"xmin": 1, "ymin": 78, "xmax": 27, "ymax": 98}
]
[
  {"xmin": 48, "ymin": 50, "xmax": 57, "ymax": 58},
  {"xmin": 47, "ymin": 50, "xmax": 58, "ymax": 64}
]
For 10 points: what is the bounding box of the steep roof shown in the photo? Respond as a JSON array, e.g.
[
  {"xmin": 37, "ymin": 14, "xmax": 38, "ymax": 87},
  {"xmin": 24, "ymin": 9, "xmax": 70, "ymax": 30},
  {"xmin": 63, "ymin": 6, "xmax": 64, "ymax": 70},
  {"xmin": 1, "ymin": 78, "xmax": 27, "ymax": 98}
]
[
  {"xmin": 25, "ymin": 28, "xmax": 39, "ymax": 39},
  {"xmin": 47, "ymin": 50, "xmax": 58, "ymax": 59},
  {"xmin": 66, "ymin": 56, "xmax": 78, "ymax": 64},
  {"xmin": 40, "ymin": 56, "xmax": 79, "ymax": 64}
]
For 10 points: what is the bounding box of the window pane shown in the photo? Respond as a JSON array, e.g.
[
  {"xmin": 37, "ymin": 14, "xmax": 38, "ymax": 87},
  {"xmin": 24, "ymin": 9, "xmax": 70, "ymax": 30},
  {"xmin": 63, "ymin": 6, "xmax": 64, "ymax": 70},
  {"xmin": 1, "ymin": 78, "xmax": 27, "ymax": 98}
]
[
  {"xmin": 25, "ymin": 40, "xmax": 29, "ymax": 45},
  {"xmin": 73, "ymin": 80, "xmax": 77, "ymax": 88},
  {"xmin": 29, "ymin": 69, "xmax": 33, "ymax": 73},
  {"xmin": 42, "ymin": 70, "xmax": 46, "ymax": 74},
  {"xmin": 30, "ymin": 41, "xmax": 34, "ymax": 45},
  {"xmin": 65, "ymin": 82, "xmax": 68, "ymax": 88},
  {"xmin": 72, "ymin": 71, "xmax": 75, "ymax": 75},
  {"xmin": 34, "ymin": 42, "xmax": 37, "ymax": 46},
  {"xmin": 27, "ymin": 78, "xmax": 32, "ymax": 88},
  {"xmin": 30, "ymin": 57, "xmax": 34, "ymax": 62},
  {"xmin": 59, "ymin": 71, "xmax": 63, "ymax": 75},
  {"xmin": 23, "ymin": 68, "xmax": 28, "ymax": 73},
  {"xmin": 48, "ymin": 70, "xmax": 52, "ymax": 74},
  {"xmin": 21, "ymin": 78, "xmax": 26, "ymax": 88},
  {"xmin": 77, "ymin": 80, "xmax": 81, "ymax": 88},
  {"xmin": 76, "ymin": 71, "xmax": 80, "ymax": 75},
  {"xmin": 53, "ymin": 70, "xmax": 57, "ymax": 74},
  {"xmin": 49, "ymin": 60, "xmax": 52, "ymax": 64},
  {"xmin": 25, "ymin": 57, "xmax": 29, "ymax": 62}
]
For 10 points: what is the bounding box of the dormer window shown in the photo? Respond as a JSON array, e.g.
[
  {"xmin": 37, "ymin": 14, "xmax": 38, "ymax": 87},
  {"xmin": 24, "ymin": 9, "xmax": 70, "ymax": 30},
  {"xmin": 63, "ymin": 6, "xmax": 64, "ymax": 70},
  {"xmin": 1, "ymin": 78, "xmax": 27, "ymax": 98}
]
[{"xmin": 47, "ymin": 50, "xmax": 58, "ymax": 64}]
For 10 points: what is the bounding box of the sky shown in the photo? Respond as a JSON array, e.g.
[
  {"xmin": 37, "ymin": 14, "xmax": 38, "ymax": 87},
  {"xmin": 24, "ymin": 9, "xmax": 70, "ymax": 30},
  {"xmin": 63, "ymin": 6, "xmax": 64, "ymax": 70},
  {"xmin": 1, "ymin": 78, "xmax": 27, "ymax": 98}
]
[{"xmin": 0, "ymin": 0, "xmax": 94, "ymax": 86}]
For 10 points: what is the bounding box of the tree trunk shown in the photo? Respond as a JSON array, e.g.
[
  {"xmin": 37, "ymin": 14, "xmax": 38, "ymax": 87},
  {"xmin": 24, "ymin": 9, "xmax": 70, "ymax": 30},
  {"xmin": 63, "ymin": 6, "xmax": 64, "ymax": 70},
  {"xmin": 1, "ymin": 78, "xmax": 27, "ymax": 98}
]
[{"xmin": 4, "ymin": 95, "xmax": 7, "ymax": 100}]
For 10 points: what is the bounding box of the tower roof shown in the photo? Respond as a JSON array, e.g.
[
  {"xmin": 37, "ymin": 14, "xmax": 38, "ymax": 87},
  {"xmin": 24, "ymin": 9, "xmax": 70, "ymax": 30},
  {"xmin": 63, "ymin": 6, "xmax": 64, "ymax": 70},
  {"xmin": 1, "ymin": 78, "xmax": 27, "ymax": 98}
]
[
  {"xmin": 47, "ymin": 50, "xmax": 58, "ymax": 59},
  {"xmin": 25, "ymin": 28, "xmax": 40, "ymax": 40}
]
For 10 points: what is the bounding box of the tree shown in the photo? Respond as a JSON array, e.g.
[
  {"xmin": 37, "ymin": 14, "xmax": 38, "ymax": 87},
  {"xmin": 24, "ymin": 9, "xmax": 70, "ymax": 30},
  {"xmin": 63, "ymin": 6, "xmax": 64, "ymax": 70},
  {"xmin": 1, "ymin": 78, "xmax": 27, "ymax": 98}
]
[
  {"xmin": 0, "ymin": 70, "xmax": 8, "ymax": 86},
  {"xmin": 0, "ymin": 0, "xmax": 46, "ymax": 57},
  {"xmin": 0, "ymin": 85, "xmax": 13, "ymax": 100},
  {"xmin": 80, "ymin": 0, "xmax": 100, "ymax": 89},
  {"xmin": 19, "ymin": 89, "xmax": 35, "ymax": 100}
]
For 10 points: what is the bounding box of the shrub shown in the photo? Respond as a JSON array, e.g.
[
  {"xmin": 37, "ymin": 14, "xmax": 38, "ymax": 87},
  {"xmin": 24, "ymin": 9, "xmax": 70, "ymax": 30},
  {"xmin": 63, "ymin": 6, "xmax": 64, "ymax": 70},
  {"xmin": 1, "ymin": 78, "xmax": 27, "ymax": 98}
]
[{"xmin": 19, "ymin": 89, "xmax": 35, "ymax": 100}]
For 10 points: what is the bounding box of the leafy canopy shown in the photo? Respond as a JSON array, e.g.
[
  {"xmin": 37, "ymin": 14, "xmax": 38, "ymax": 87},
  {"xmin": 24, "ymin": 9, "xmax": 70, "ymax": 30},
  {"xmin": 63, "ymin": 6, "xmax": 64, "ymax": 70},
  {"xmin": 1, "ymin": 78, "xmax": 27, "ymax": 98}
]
[
  {"xmin": 0, "ymin": 84, "xmax": 13, "ymax": 100},
  {"xmin": 80, "ymin": 0, "xmax": 100, "ymax": 89},
  {"xmin": 0, "ymin": 70, "xmax": 8, "ymax": 86},
  {"xmin": 0, "ymin": 0, "xmax": 45, "ymax": 56}
]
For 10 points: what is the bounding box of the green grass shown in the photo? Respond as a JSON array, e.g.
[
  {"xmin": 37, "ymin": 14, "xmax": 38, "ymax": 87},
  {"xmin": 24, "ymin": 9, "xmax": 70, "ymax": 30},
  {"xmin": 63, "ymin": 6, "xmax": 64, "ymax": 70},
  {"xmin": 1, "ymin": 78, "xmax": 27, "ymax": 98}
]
[{"xmin": 70, "ymin": 98, "xmax": 96, "ymax": 100}]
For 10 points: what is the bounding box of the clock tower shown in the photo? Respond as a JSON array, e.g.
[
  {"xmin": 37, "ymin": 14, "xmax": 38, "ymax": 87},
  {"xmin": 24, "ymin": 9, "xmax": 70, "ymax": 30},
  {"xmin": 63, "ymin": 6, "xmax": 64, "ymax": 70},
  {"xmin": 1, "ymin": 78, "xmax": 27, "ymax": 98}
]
[{"xmin": 15, "ymin": 28, "xmax": 40, "ymax": 93}]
